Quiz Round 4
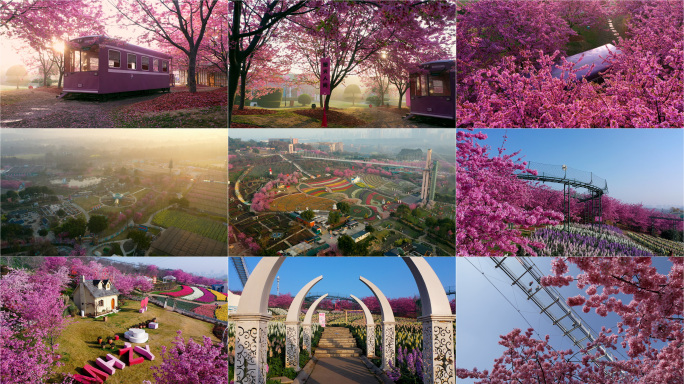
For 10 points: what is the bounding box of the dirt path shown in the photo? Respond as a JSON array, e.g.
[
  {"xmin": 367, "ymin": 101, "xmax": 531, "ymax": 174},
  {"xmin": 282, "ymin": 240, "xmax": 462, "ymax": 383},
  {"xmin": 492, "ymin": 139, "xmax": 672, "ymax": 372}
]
[{"xmin": 0, "ymin": 89, "xmax": 167, "ymax": 128}]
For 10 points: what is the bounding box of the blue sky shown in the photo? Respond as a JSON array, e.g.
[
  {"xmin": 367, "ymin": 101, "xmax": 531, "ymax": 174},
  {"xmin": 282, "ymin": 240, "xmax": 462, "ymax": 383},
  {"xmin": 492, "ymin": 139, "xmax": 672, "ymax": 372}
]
[
  {"xmin": 462, "ymin": 129, "xmax": 684, "ymax": 207},
  {"xmin": 229, "ymin": 257, "xmax": 455, "ymax": 300},
  {"xmin": 456, "ymin": 257, "xmax": 674, "ymax": 383},
  {"xmin": 108, "ymin": 257, "xmax": 228, "ymax": 281}
]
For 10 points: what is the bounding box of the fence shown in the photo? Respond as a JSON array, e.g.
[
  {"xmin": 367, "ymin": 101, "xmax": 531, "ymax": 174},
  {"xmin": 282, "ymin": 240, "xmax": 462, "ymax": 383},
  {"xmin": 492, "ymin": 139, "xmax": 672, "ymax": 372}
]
[
  {"xmin": 133, "ymin": 295, "xmax": 227, "ymax": 326},
  {"xmin": 177, "ymin": 69, "xmax": 227, "ymax": 87}
]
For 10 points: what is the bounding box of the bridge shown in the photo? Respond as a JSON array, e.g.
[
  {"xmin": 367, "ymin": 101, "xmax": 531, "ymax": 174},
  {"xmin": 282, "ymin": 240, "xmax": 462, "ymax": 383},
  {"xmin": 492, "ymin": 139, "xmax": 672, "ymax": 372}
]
[
  {"xmin": 488, "ymin": 257, "xmax": 615, "ymax": 365},
  {"xmin": 515, "ymin": 161, "xmax": 608, "ymax": 232}
]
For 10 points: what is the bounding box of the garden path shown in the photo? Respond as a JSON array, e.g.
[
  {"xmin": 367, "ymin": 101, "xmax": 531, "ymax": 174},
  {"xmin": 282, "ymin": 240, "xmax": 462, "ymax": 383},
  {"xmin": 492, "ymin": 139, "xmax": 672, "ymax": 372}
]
[{"xmin": 309, "ymin": 327, "xmax": 380, "ymax": 384}]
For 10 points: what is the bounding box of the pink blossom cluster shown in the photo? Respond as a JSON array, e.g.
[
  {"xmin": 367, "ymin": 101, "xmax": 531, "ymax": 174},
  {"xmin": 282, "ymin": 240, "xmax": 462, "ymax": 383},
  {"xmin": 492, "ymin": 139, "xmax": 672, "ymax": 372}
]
[{"xmin": 147, "ymin": 331, "xmax": 227, "ymax": 384}]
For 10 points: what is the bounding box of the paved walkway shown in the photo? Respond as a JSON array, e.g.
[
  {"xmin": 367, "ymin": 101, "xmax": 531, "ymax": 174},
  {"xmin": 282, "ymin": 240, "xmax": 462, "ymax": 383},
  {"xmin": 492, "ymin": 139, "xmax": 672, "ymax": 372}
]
[{"xmin": 307, "ymin": 357, "xmax": 380, "ymax": 384}]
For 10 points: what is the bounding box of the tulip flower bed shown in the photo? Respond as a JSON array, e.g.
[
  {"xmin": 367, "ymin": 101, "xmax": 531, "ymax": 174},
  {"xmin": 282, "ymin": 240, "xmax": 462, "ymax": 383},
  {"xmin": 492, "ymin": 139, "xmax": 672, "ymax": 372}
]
[
  {"xmin": 216, "ymin": 304, "xmax": 228, "ymax": 321},
  {"xmin": 625, "ymin": 231, "xmax": 684, "ymax": 256},
  {"xmin": 528, "ymin": 224, "xmax": 654, "ymax": 256},
  {"xmin": 195, "ymin": 287, "xmax": 217, "ymax": 303},
  {"xmin": 192, "ymin": 304, "xmax": 218, "ymax": 319},
  {"xmin": 180, "ymin": 286, "xmax": 204, "ymax": 301},
  {"xmin": 161, "ymin": 285, "xmax": 193, "ymax": 297},
  {"xmin": 208, "ymin": 289, "xmax": 227, "ymax": 301}
]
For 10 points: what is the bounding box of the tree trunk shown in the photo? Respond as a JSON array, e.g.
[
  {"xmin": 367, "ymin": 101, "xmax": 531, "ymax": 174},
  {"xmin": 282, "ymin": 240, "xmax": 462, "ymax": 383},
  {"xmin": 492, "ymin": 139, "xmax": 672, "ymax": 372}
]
[
  {"xmin": 58, "ymin": 72, "xmax": 64, "ymax": 88},
  {"xmin": 187, "ymin": 52, "xmax": 198, "ymax": 93},
  {"xmin": 398, "ymin": 90, "xmax": 405, "ymax": 109},
  {"xmin": 228, "ymin": 63, "xmax": 241, "ymax": 127},
  {"xmin": 238, "ymin": 66, "xmax": 247, "ymax": 110},
  {"xmin": 43, "ymin": 72, "xmax": 49, "ymax": 87},
  {"xmin": 324, "ymin": 94, "xmax": 331, "ymax": 111}
]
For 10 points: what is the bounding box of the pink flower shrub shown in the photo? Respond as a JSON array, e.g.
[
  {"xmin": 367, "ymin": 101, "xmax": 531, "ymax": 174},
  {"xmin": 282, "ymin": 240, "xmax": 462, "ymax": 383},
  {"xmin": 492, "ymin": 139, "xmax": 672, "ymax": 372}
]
[
  {"xmin": 162, "ymin": 285, "xmax": 194, "ymax": 297},
  {"xmin": 195, "ymin": 287, "xmax": 217, "ymax": 303}
]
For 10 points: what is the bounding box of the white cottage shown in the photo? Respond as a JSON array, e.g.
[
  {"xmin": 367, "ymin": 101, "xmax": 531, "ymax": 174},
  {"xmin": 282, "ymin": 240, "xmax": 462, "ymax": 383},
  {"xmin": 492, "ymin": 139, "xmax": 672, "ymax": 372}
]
[{"xmin": 73, "ymin": 276, "xmax": 120, "ymax": 316}]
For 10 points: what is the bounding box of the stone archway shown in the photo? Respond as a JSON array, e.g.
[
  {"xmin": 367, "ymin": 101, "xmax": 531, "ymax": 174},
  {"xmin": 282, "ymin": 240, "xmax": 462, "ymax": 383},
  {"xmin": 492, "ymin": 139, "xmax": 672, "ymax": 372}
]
[
  {"xmin": 350, "ymin": 294, "xmax": 375, "ymax": 358},
  {"xmin": 232, "ymin": 257, "xmax": 455, "ymax": 384},
  {"xmin": 302, "ymin": 293, "xmax": 328, "ymax": 355}
]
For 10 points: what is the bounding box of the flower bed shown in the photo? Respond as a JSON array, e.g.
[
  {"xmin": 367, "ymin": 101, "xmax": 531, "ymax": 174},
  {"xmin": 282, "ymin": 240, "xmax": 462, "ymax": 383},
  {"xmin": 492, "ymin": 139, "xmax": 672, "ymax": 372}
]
[
  {"xmin": 216, "ymin": 304, "xmax": 228, "ymax": 321},
  {"xmin": 161, "ymin": 285, "xmax": 193, "ymax": 297},
  {"xmin": 193, "ymin": 304, "xmax": 218, "ymax": 318},
  {"xmin": 195, "ymin": 286, "xmax": 217, "ymax": 303},
  {"xmin": 529, "ymin": 224, "xmax": 654, "ymax": 256},
  {"xmin": 209, "ymin": 289, "xmax": 227, "ymax": 301},
  {"xmin": 180, "ymin": 286, "xmax": 204, "ymax": 301}
]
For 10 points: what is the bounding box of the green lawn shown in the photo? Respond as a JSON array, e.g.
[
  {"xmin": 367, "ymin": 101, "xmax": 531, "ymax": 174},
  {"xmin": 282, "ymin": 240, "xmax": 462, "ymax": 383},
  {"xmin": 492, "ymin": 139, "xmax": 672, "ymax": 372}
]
[
  {"xmin": 152, "ymin": 209, "xmax": 227, "ymax": 242},
  {"xmin": 566, "ymin": 21, "xmax": 619, "ymax": 56},
  {"xmin": 54, "ymin": 299, "xmax": 218, "ymax": 384}
]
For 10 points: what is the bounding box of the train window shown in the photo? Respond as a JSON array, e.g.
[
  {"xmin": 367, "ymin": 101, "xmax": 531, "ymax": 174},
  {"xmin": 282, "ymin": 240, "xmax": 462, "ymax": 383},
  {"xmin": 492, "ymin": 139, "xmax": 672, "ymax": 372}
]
[
  {"xmin": 71, "ymin": 49, "xmax": 81, "ymax": 72},
  {"xmin": 142, "ymin": 56, "xmax": 149, "ymax": 71},
  {"xmin": 420, "ymin": 74, "xmax": 427, "ymax": 96},
  {"xmin": 109, "ymin": 50, "xmax": 121, "ymax": 68},
  {"xmin": 153, "ymin": 59, "xmax": 159, "ymax": 72},
  {"xmin": 80, "ymin": 47, "xmax": 99, "ymax": 71},
  {"xmin": 428, "ymin": 72, "xmax": 449, "ymax": 96},
  {"xmin": 127, "ymin": 53, "xmax": 136, "ymax": 70},
  {"xmin": 162, "ymin": 61, "xmax": 168, "ymax": 72},
  {"xmin": 410, "ymin": 73, "xmax": 423, "ymax": 97}
]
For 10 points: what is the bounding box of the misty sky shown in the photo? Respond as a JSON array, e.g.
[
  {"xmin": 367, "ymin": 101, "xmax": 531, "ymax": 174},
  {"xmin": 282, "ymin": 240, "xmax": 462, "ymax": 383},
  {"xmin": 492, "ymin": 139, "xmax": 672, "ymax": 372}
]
[{"xmin": 107, "ymin": 257, "xmax": 228, "ymax": 281}]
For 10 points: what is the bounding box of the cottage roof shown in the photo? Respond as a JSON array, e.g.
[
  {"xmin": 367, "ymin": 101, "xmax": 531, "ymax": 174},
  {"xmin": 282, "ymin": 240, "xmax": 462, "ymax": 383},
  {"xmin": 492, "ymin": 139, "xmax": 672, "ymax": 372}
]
[{"xmin": 82, "ymin": 278, "xmax": 119, "ymax": 298}]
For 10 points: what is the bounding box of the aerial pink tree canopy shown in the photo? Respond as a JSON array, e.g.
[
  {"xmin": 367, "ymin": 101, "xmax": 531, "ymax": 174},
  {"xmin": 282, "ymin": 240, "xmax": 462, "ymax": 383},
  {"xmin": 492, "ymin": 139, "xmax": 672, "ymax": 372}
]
[{"xmin": 457, "ymin": 0, "xmax": 684, "ymax": 127}]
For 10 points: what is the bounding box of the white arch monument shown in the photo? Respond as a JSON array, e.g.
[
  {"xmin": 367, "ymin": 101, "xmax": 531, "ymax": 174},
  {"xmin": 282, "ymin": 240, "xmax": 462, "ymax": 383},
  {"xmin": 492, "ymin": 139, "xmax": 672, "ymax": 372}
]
[
  {"xmin": 232, "ymin": 257, "xmax": 454, "ymax": 384},
  {"xmin": 350, "ymin": 294, "xmax": 375, "ymax": 358},
  {"xmin": 302, "ymin": 293, "xmax": 328, "ymax": 355},
  {"xmin": 359, "ymin": 276, "xmax": 395, "ymax": 370},
  {"xmin": 285, "ymin": 275, "xmax": 323, "ymax": 370}
]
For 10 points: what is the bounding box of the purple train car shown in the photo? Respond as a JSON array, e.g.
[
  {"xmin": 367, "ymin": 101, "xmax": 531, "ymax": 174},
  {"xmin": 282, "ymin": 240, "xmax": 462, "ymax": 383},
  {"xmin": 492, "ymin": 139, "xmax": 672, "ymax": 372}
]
[
  {"xmin": 407, "ymin": 60, "xmax": 455, "ymax": 121},
  {"xmin": 551, "ymin": 44, "xmax": 621, "ymax": 82},
  {"xmin": 62, "ymin": 35, "xmax": 172, "ymax": 97}
]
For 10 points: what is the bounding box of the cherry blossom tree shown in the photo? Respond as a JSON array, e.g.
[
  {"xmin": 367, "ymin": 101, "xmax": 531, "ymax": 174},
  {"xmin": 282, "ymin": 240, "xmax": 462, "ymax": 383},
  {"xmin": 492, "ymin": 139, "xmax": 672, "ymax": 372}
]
[
  {"xmin": 146, "ymin": 331, "xmax": 227, "ymax": 384},
  {"xmin": 0, "ymin": 266, "xmax": 72, "ymax": 384},
  {"xmin": 109, "ymin": 0, "xmax": 221, "ymax": 93},
  {"xmin": 456, "ymin": 130, "xmax": 563, "ymax": 256},
  {"xmin": 459, "ymin": 256, "xmax": 683, "ymax": 384},
  {"xmin": 229, "ymin": 0, "xmax": 317, "ymax": 124}
]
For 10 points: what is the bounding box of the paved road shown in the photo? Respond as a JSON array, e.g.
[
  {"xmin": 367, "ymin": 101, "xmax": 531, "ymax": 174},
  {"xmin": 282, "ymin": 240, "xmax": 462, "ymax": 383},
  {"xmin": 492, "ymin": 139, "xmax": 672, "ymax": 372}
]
[{"xmin": 307, "ymin": 357, "xmax": 381, "ymax": 384}]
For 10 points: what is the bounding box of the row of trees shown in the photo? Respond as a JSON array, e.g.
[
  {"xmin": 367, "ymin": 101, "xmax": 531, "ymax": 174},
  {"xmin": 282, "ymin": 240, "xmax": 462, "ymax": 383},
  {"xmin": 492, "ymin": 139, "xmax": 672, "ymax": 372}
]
[{"xmin": 228, "ymin": 0, "xmax": 455, "ymax": 125}]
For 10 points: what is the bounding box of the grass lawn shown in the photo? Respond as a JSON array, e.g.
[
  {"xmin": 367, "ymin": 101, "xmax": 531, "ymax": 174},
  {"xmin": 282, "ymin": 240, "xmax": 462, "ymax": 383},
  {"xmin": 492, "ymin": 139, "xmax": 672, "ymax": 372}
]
[
  {"xmin": 566, "ymin": 22, "xmax": 618, "ymax": 56},
  {"xmin": 112, "ymin": 105, "xmax": 227, "ymax": 128},
  {"xmin": 73, "ymin": 195, "xmax": 103, "ymax": 210},
  {"xmin": 54, "ymin": 299, "xmax": 218, "ymax": 383}
]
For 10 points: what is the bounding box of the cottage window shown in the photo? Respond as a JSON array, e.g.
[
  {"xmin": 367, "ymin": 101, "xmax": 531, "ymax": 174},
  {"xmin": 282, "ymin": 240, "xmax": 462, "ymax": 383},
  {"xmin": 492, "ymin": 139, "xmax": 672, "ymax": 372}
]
[{"xmin": 98, "ymin": 299, "xmax": 104, "ymax": 306}]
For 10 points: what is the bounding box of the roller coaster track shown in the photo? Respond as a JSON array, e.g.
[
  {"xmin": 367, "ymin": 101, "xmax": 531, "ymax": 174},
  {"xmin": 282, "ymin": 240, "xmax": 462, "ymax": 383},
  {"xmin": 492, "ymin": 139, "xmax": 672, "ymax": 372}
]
[
  {"xmin": 230, "ymin": 257, "xmax": 250, "ymax": 288},
  {"xmin": 515, "ymin": 162, "xmax": 608, "ymax": 232},
  {"xmin": 490, "ymin": 257, "xmax": 615, "ymax": 364}
]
